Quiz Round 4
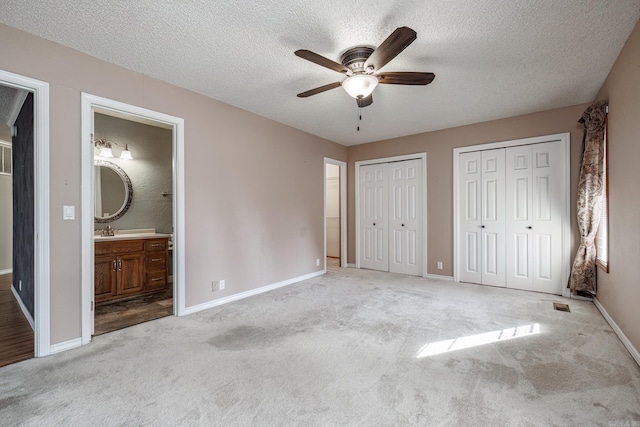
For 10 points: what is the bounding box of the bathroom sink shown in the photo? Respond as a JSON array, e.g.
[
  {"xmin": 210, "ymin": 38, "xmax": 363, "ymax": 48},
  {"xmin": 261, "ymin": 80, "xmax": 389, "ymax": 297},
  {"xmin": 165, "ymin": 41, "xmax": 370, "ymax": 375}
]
[{"xmin": 94, "ymin": 229, "xmax": 171, "ymax": 241}]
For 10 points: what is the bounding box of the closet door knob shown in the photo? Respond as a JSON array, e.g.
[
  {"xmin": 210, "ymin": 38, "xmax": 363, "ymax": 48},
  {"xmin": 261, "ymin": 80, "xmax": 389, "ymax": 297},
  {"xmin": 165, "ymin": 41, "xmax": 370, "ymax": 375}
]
[
  {"xmin": 373, "ymin": 223, "xmax": 376, "ymax": 226},
  {"xmin": 401, "ymin": 224, "xmax": 405, "ymax": 227},
  {"xmin": 481, "ymin": 225, "xmax": 485, "ymax": 228},
  {"xmin": 527, "ymin": 226, "xmax": 532, "ymax": 229}
]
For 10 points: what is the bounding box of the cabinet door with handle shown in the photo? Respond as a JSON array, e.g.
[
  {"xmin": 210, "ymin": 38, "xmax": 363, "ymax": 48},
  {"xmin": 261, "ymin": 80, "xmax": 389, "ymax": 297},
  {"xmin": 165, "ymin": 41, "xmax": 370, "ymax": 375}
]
[
  {"xmin": 95, "ymin": 255, "xmax": 118, "ymax": 302},
  {"xmin": 117, "ymin": 253, "xmax": 146, "ymax": 296}
]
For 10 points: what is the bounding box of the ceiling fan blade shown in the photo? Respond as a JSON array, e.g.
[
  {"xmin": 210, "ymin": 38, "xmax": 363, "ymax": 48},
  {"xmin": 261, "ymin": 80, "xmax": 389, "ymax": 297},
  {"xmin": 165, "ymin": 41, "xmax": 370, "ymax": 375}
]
[
  {"xmin": 364, "ymin": 27, "xmax": 417, "ymax": 71},
  {"xmin": 295, "ymin": 50, "xmax": 351, "ymax": 74},
  {"xmin": 357, "ymin": 94, "xmax": 373, "ymax": 108},
  {"xmin": 377, "ymin": 72, "xmax": 436, "ymax": 85},
  {"xmin": 297, "ymin": 82, "xmax": 342, "ymax": 98}
]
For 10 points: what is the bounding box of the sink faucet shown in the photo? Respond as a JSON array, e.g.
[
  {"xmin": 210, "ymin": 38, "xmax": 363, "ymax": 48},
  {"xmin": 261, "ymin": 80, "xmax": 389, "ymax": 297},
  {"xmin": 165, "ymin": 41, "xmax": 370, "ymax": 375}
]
[{"xmin": 101, "ymin": 225, "xmax": 115, "ymax": 237}]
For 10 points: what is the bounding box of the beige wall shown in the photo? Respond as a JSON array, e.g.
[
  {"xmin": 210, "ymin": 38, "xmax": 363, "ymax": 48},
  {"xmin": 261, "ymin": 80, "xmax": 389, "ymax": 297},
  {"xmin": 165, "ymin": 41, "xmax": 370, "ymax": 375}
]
[
  {"xmin": 0, "ymin": 24, "xmax": 346, "ymax": 344},
  {"xmin": 594, "ymin": 19, "xmax": 640, "ymax": 352},
  {"xmin": 347, "ymin": 104, "xmax": 588, "ymax": 276}
]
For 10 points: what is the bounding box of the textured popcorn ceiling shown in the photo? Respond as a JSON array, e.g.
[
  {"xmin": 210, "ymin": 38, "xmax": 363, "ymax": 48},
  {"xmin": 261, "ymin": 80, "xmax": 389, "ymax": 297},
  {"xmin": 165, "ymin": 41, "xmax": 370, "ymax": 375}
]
[
  {"xmin": 0, "ymin": 1, "xmax": 638, "ymax": 146},
  {"xmin": 0, "ymin": 85, "xmax": 23, "ymax": 128}
]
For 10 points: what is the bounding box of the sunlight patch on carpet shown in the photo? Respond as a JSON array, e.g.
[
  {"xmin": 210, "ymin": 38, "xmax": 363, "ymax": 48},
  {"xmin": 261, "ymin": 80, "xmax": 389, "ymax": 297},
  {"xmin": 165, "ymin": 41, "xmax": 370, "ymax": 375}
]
[{"xmin": 416, "ymin": 324, "xmax": 541, "ymax": 358}]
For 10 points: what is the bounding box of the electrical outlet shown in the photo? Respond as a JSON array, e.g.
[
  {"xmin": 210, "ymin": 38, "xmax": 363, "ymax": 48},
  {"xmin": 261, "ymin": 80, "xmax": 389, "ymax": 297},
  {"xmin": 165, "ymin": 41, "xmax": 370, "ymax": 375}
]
[
  {"xmin": 212, "ymin": 280, "xmax": 225, "ymax": 292},
  {"xmin": 437, "ymin": 262, "xmax": 443, "ymax": 270},
  {"xmin": 316, "ymin": 258, "xmax": 320, "ymax": 266}
]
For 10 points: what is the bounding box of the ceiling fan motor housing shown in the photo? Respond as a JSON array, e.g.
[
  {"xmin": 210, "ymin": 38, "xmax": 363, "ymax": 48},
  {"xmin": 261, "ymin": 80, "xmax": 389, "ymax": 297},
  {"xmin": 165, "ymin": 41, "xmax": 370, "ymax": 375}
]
[{"xmin": 340, "ymin": 47, "xmax": 374, "ymax": 73}]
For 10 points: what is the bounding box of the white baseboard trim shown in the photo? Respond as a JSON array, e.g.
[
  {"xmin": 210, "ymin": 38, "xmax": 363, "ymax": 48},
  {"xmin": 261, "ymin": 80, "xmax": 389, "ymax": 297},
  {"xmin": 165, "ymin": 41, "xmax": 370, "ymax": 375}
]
[
  {"xmin": 594, "ymin": 297, "xmax": 640, "ymax": 367},
  {"xmin": 183, "ymin": 270, "xmax": 326, "ymax": 316},
  {"xmin": 425, "ymin": 274, "xmax": 454, "ymax": 281},
  {"xmin": 0, "ymin": 268, "xmax": 12, "ymax": 275},
  {"xmin": 11, "ymin": 285, "xmax": 34, "ymax": 330},
  {"xmin": 570, "ymin": 293, "xmax": 593, "ymax": 301},
  {"xmin": 346, "ymin": 263, "xmax": 357, "ymax": 268},
  {"xmin": 50, "ymin": 337, "xmax": 83, "ymax": 355}
]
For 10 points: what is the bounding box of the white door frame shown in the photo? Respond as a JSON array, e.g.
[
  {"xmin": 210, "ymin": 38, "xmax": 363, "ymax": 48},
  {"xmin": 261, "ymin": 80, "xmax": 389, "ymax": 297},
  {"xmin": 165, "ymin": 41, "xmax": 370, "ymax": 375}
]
[
  {"xmin": 0, "ymin": 69, "xmax": 50, "ymax": 357},
  {"xmin": 355, "ymin": 153, "xmax": 427, "ymax": 277},
  {"xmin": 453, "ymin": 132, "xmax": 571, "ymax": 297},
  {"xmin": 324, "ymin": 158, "xmax": 347, "ymax": 268},
  {"xmin": 80, "ymin": 93, "xmax": 185, "ymax": 345}
]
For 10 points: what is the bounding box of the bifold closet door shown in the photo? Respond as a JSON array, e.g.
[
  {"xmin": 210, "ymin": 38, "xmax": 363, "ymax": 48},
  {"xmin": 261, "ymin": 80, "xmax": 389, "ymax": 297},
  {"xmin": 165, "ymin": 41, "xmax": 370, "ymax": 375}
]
[
  {"xmin": 506, "ymin": 142, "xmax": 563, "ymax": 294},
  {"xmin": 458, "ymin": 149, "xmax": 506, "ymax": 287},
  {"xmin": 458, "ymin": 151, "xmax": 482, "ymax": 284},
  {"xmin": 389, "ymin": 159, "xmax": 423, "ymax": 276},
  {"xmin": 360, "ymin": 163, "xmax": 389, "ymax": 271},
  {"xmin": 359, "ymin": 159, "xmax": 423, "ymax": 275}
]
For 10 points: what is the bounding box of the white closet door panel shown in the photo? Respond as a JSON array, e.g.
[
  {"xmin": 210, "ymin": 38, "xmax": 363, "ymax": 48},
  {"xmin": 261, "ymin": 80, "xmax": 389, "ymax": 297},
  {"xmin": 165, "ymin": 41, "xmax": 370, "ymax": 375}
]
[
  {"xmin": 360, "ymin": 163, "xmax": 388, "ymax": 271},
  {"xmin": 390, "ymin": 159, "xmax": 422, "ymax": 276},
  {"xmin": 483, "ymin": 232, "xmax": 499, "ymax": 275},
  {"xmin": 407, "ymin": 229, "xmax": 418, "ymax": 266},
  {"xmin": 532, "ymin": 142, "xmax": 563, "ymax": 294},
  {"xmin": 514, "ymin": 233, "xmax": 530, "ymax": 277},
  {"xmin": 536, "ymin": 234, "xmax": 553, "ymax": 279},
  {"xmin": 391, "ymin": 229, "xmax": 403, "ymax": 264},
  {"xmin": 402, "ymin": 160, "xmax": 423, "ymax": 276},
  {"xmin": 389, "ymin": 163, "xmax": 405, "ymax": 273},
  {"xmin": 459, "ymin": 152, "xmax": 482, "ymax": 284},
  {"xmin": 375, "ymin": 228, "xmax": 386, "ymax": 263},
  {"xmin": 506, "ymin": 145, "xmax": 533, "ymax": 290},
  {"xmin": 481, "ymin": 149, "xmax": 506, "ymax": 287},
  {"xmin": 465, "ymin": 232, "xmax": 480, "ymax": 275}
]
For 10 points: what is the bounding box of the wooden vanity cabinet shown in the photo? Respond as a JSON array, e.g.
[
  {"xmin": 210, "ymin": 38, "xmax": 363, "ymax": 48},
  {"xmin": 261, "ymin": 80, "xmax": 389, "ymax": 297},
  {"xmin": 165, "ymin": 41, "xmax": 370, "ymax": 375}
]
[
  {"xmin": 95, "ymin": 237, "xmax": 168, "ymax": 303},
  {"xmin": 144, "ymin": 239, "xmax": 168, "ymax": 291}
]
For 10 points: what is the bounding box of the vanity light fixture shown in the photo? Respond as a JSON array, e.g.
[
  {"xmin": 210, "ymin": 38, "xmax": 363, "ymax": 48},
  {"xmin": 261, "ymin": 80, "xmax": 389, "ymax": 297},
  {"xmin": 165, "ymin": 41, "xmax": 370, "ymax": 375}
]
[
  {"xmin": 120, "ymin": 144, "xmax": 133, "ymax": 160},
  {"xmin": 93, "ymin": 138, "xmax": 133, "ymax": 160}
]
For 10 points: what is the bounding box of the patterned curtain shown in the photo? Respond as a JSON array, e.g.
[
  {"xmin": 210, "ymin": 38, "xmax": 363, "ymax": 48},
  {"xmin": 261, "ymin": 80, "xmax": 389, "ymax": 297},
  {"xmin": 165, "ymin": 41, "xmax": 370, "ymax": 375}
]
[{"xmin": 569, "ymin": 100, "xmax": 607, "ymax": 295}]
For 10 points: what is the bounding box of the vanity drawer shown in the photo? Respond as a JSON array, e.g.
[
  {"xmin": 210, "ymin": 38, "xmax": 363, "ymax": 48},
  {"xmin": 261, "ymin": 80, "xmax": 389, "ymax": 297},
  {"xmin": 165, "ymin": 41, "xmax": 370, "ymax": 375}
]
[
  {"xmin": 145, "ymin": 239, "xmax": 167, "ymax": 252},
  {"xmin": 95, "ymin": 240, "xmax": 145, "ymax": 255},
  {"xmin": 146, "ymin": 271, "xmax": 167, "ymax": 291},
  {"xmin": 146, "ymin": 253, "xmax": 167, "ymax": 271}
]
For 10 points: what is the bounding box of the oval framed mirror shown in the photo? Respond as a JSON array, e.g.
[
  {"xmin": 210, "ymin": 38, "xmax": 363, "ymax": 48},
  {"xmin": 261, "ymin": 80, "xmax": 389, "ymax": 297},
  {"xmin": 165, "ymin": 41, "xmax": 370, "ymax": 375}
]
[{"xmin": 94, "ymin": 160, "xmax": 133, "ymax": 223}]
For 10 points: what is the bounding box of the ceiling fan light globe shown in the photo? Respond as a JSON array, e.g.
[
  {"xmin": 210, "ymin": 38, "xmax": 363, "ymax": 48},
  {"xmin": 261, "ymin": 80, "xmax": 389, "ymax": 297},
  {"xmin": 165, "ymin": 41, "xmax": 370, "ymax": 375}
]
[{"xmin": 342, "ymin": 75, "xmax": 378, "ymax": 99}]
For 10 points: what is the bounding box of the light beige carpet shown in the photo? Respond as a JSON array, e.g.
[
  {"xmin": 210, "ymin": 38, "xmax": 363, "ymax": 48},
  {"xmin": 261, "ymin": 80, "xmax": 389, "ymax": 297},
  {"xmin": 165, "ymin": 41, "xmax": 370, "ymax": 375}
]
[{"xmin": 1, "ymin": 264, "xmax": 639, "ymax": 426}]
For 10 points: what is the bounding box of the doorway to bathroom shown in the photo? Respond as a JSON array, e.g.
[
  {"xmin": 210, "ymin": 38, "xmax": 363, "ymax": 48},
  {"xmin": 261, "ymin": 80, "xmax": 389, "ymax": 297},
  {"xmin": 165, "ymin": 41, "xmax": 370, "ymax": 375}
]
[
  {"xmin": 80, "ymin": 94, "xmax": 185, "ymax": 344},
  {"xmin": 92, "ymin": 112, "xmax": 173, "ymax": 335}
]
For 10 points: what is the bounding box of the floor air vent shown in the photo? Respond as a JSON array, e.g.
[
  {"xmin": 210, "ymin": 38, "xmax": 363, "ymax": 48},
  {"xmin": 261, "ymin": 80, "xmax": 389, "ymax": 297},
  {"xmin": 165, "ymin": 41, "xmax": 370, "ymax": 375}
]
[{"xmin": 553, "ymin": 303, "xmax": 570, "ymax": 312}]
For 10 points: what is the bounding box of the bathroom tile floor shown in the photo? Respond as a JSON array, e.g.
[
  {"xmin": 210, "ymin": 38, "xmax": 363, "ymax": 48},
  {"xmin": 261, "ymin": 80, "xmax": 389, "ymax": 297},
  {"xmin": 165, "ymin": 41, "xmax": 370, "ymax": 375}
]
[{"xmin": 94, "ymin": 287, "xmax": 173, "ymax": 336}]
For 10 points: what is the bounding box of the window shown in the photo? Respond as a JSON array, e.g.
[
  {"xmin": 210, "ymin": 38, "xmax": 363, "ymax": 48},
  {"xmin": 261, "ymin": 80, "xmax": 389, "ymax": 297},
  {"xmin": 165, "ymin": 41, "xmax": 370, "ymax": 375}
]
[
  {"xmin": 0, "ymin": 142, "xmax": 11, "ymax": 175},
  {"xmin": 596, "ymin": 121, "xmax": 608, "ymax": 272}
]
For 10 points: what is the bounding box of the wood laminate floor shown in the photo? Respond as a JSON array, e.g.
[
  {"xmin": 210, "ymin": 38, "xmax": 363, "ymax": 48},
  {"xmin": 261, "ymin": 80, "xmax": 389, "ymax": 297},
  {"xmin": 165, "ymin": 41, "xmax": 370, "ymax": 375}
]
[
  {"xmin": 94, "ymin": 288, "xmax": 173, "ymax": 336},
  {"xmin": 0, "ymin": 274, "xmax": 34, "ymax": 368}
]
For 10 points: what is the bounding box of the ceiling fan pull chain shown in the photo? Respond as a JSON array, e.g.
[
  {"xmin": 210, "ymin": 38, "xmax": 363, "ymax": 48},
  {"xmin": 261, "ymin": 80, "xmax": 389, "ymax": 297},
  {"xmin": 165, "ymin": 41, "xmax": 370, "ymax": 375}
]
[{"xmin": 357, "ymin": 107, "xmax": 362, "ymax": 132}]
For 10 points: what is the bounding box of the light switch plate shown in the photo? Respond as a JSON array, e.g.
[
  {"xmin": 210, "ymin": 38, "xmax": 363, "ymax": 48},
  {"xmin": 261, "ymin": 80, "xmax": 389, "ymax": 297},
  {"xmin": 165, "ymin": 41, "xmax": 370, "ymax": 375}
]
[{"xmin": 63, "ymin": 205, "xmax": 75, "ymax": 220}]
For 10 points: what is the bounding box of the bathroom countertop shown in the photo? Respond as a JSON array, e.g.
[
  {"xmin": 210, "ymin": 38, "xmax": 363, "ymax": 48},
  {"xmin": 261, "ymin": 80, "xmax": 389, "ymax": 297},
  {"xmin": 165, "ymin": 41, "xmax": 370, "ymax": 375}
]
[{"xmin": 94, "ymin": 228, "xmax": 172, "ymax": 242}]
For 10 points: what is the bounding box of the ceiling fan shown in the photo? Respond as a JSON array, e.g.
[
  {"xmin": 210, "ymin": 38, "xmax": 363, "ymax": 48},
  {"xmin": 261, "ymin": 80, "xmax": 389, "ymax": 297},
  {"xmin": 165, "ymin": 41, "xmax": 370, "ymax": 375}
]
[{"xmin": 295, "ymin": 27, "xmax": 435, "ymax": 108}]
